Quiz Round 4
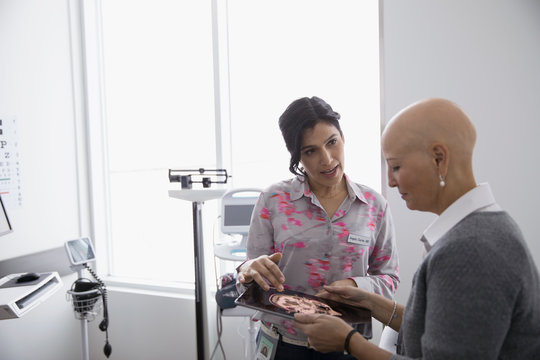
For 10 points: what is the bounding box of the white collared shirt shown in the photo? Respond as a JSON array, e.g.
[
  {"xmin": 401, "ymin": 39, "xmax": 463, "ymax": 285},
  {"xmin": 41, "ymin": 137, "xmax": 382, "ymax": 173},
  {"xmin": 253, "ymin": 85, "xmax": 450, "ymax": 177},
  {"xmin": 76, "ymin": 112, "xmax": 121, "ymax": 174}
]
[{"xmin": 422, "ymin": 183, "xmax": 501, "ymax": 252}]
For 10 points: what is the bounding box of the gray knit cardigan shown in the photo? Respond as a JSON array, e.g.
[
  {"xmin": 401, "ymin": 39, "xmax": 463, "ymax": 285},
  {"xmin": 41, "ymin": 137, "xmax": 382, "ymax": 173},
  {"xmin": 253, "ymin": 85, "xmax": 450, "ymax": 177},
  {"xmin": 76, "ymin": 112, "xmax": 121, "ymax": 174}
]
[{"xmin": 391, "ymin": 211, "xmax": 540, "ymax": 359}]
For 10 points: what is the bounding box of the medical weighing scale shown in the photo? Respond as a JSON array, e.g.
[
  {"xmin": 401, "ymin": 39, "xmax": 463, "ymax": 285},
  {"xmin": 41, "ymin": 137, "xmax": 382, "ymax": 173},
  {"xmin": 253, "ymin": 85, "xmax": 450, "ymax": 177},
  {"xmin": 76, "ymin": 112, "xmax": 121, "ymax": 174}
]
[{"xmin": 169, "ymin": 168, "xmax": 229, "ymax": 360}]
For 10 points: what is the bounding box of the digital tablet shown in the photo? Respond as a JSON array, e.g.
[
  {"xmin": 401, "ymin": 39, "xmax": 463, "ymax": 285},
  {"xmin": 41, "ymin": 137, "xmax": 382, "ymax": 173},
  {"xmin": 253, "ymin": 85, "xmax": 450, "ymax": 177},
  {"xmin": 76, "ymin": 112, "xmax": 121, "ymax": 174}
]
[{"xmin": 235, "ymin": 284, "xmax": 371, "ymax": 326}]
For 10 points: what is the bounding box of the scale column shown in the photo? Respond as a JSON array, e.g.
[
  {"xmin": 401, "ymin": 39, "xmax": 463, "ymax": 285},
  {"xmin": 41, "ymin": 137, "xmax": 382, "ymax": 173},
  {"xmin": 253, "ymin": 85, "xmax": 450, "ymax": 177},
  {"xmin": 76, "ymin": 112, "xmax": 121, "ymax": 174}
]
[{"xmin": 192, "ymin": 201, "xmax": 205, "ymax": 360}]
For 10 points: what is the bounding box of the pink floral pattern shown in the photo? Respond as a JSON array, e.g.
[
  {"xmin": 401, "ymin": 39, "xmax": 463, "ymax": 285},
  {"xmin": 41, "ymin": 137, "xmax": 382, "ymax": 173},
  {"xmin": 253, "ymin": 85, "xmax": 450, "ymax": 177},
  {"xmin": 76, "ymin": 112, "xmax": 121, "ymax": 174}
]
[{"xmin": 247, "ymin": 176, "xmax": 399, "ymax": 340}]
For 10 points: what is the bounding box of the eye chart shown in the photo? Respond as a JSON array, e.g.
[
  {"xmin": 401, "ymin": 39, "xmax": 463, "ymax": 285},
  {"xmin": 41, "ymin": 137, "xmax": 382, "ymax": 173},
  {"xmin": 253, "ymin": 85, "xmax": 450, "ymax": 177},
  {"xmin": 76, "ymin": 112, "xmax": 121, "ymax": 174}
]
[{"xmin": 0, "ymin": 116, "xmax": 22, "ymax": 207}]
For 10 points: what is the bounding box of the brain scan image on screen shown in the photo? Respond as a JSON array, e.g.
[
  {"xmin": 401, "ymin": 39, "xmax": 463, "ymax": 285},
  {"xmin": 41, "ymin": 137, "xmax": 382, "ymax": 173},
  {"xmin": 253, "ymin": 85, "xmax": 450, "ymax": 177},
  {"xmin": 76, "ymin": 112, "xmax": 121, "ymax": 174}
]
[{"xmin": 269, "ymin": 293, "xmax": 342, "ymax": 316}]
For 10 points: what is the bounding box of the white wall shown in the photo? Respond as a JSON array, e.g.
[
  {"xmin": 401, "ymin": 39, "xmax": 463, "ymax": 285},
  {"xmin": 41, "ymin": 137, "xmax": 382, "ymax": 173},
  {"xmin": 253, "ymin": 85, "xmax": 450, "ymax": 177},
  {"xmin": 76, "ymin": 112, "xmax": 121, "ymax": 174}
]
[
  {"xmin": 0, "ymin": 0, "xmax": 85, "ymax": 260},
  {"xmin": 381, "ymin": 0, "xmax": 540, "ymax": 307},
  {"xmin": 0, "ymin": 0, "xmax": 87, "ymax": 359},
  {"xmin": 1, "ymin": 1, "xmax": 539, "ymax": 359},
  {"xmin": 87, "ymin": 289, "xmax": 197, "ymax": 360}
]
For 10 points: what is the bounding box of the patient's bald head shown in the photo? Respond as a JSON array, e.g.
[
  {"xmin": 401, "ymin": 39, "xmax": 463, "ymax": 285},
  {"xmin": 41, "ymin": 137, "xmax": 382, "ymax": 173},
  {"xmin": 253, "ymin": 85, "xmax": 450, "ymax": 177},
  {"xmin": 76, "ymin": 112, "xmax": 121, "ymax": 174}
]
[
  {"xmin": 382, "ymin": 98, "xmax": 478, "ymax": 214},
  {"xmin": 383, "ymin": 98, "xmax": 476, "ymax": 158}
]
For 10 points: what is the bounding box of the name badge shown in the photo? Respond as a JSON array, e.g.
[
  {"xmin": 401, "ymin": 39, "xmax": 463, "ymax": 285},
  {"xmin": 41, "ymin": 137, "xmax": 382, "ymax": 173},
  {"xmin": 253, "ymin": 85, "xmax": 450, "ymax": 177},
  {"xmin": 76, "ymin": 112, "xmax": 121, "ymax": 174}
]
[
  {"xmin": 256, "ymin": 329, "xmax": 278, "ymax": 360},
  {"xmin": 347, "ymin": 233, "xmax": 371, "ymax": 246}
]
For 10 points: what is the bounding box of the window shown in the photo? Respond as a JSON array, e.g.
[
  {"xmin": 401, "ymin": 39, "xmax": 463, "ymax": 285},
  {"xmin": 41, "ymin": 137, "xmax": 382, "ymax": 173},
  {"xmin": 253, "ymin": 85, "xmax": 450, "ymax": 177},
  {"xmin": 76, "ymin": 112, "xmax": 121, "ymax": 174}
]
[
  {"xmin": 90, "ymin": 0, "xmax": 216, "ymax": 284},
  {"xmin": 225, "ymin": 1, "xmax": 381, "ymax": 191},
  {"xmin": 85, "ymin": 0, "xmax": 381, "ymax": 286}
]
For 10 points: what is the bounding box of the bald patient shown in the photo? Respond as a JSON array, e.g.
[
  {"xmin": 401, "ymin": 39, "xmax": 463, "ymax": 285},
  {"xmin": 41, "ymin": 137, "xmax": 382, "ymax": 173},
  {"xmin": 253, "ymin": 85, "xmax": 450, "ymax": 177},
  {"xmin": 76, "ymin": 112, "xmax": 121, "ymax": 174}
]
[
  {"xmin": 294, "ymin": 98, "xmax": 540, "ymax": 359},
  {"xmin": 382, "ymin": 98, "xmax": 477, "ymax": 215}
]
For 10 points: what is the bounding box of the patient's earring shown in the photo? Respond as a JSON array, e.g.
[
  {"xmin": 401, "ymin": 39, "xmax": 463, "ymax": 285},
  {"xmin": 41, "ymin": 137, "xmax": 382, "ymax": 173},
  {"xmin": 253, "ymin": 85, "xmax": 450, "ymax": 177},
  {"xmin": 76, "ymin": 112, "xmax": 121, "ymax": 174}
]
[{"xmin": 439, "ymin": 174, "xmax": 446, "ymax": 188}]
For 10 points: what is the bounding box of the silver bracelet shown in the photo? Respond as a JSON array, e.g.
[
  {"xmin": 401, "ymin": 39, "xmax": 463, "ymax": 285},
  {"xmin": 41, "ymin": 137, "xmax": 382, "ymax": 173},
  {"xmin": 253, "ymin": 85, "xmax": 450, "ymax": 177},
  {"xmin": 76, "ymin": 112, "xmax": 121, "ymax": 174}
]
[{"xmin": 386, "ymin": 300, "xmax": 397, "ymax": 327}]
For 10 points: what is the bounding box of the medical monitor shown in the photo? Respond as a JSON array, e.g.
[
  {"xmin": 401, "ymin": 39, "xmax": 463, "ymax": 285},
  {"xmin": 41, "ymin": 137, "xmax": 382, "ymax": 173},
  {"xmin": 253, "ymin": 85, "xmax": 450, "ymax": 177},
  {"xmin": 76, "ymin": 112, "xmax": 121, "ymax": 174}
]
[
  {"xmin": 64, "ymin": 237, "xmax": 96, "ymax": 266},
  {"xmin": 221, "ymin": 189, "xmax": 261, "ymax": 235},
  {"xmin": 0, "ymin": 195, "xmax": 12, "ymax": 237}
]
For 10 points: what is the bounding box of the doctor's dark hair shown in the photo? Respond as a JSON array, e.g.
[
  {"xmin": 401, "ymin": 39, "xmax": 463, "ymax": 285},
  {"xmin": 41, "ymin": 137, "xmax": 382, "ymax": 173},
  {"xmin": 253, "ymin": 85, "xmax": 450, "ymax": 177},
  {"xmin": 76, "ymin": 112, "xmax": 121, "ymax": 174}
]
[{"xmin": 278, "ymin": 96, "xmax": 342, "ymax": 176}]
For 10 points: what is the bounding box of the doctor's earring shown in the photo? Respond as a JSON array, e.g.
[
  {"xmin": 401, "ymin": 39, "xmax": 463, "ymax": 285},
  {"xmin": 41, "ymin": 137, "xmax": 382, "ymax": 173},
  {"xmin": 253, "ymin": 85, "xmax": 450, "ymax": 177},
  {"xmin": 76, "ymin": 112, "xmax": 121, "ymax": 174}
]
[{"xmin": 439, "ymin": 174, "xmax": 446, "ymax": 188}]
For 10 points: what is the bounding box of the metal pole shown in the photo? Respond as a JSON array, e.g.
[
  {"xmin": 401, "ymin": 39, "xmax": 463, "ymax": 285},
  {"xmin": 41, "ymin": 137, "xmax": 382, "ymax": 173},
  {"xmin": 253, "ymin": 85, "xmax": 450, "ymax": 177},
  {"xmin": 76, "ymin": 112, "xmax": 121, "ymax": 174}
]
[
  {"xmin": 81, "ymin": 319, "xmax": 89, "ymax": 360},
  {"xmin": 192, "ymin": 201, "xmax": 205, "ymax": 360},
  {"xmin": 246, "ymin": 320, "xmax": 257, "ymax": 360},
  {"xmin": 76, "ymin": 268, "xmax": 90, "ymax": 360}
]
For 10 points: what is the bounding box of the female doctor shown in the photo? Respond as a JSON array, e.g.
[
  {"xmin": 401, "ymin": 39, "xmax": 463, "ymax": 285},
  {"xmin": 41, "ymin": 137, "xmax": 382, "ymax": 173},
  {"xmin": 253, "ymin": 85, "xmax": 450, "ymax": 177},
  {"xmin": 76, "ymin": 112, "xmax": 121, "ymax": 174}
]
[{"xmin": 237, "ymin": 96, "xmax": 400, "ymax": 359}]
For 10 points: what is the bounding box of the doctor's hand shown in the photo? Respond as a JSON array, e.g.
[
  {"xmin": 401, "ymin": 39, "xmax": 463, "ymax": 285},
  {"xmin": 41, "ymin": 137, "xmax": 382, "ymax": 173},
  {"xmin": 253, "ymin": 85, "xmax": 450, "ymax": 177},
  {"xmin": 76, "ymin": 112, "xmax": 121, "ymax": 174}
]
[
  {"xmin": 237, "ymin": 253, "xmax": 285, "ymax": 291},
  {"xmin": 294, "ymin": 313, "xmax": 354, "ymax": 353}
]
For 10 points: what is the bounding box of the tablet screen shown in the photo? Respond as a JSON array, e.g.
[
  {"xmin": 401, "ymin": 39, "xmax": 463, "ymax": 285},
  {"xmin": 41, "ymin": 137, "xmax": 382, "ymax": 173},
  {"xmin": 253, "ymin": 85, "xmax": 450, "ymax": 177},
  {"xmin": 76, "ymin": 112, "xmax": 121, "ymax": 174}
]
[{"xmin": 235, "ymin": 284, "xmax": 371, "ymax": 325}]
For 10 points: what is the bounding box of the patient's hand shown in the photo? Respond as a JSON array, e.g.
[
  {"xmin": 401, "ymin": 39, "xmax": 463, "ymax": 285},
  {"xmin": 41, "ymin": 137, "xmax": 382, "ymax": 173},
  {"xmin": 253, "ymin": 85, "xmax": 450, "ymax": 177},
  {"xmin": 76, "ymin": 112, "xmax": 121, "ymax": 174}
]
[
  {"xmin": 319, "ymin": 285, "xmax": 373, "ymax": 310},
  {"xmin": 294, "ymin": 313, "xmax": 354, "ymax": 353},
  {"xmin": 315, "ymin": 278, "xmax": 356, "ymax": 297}
]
